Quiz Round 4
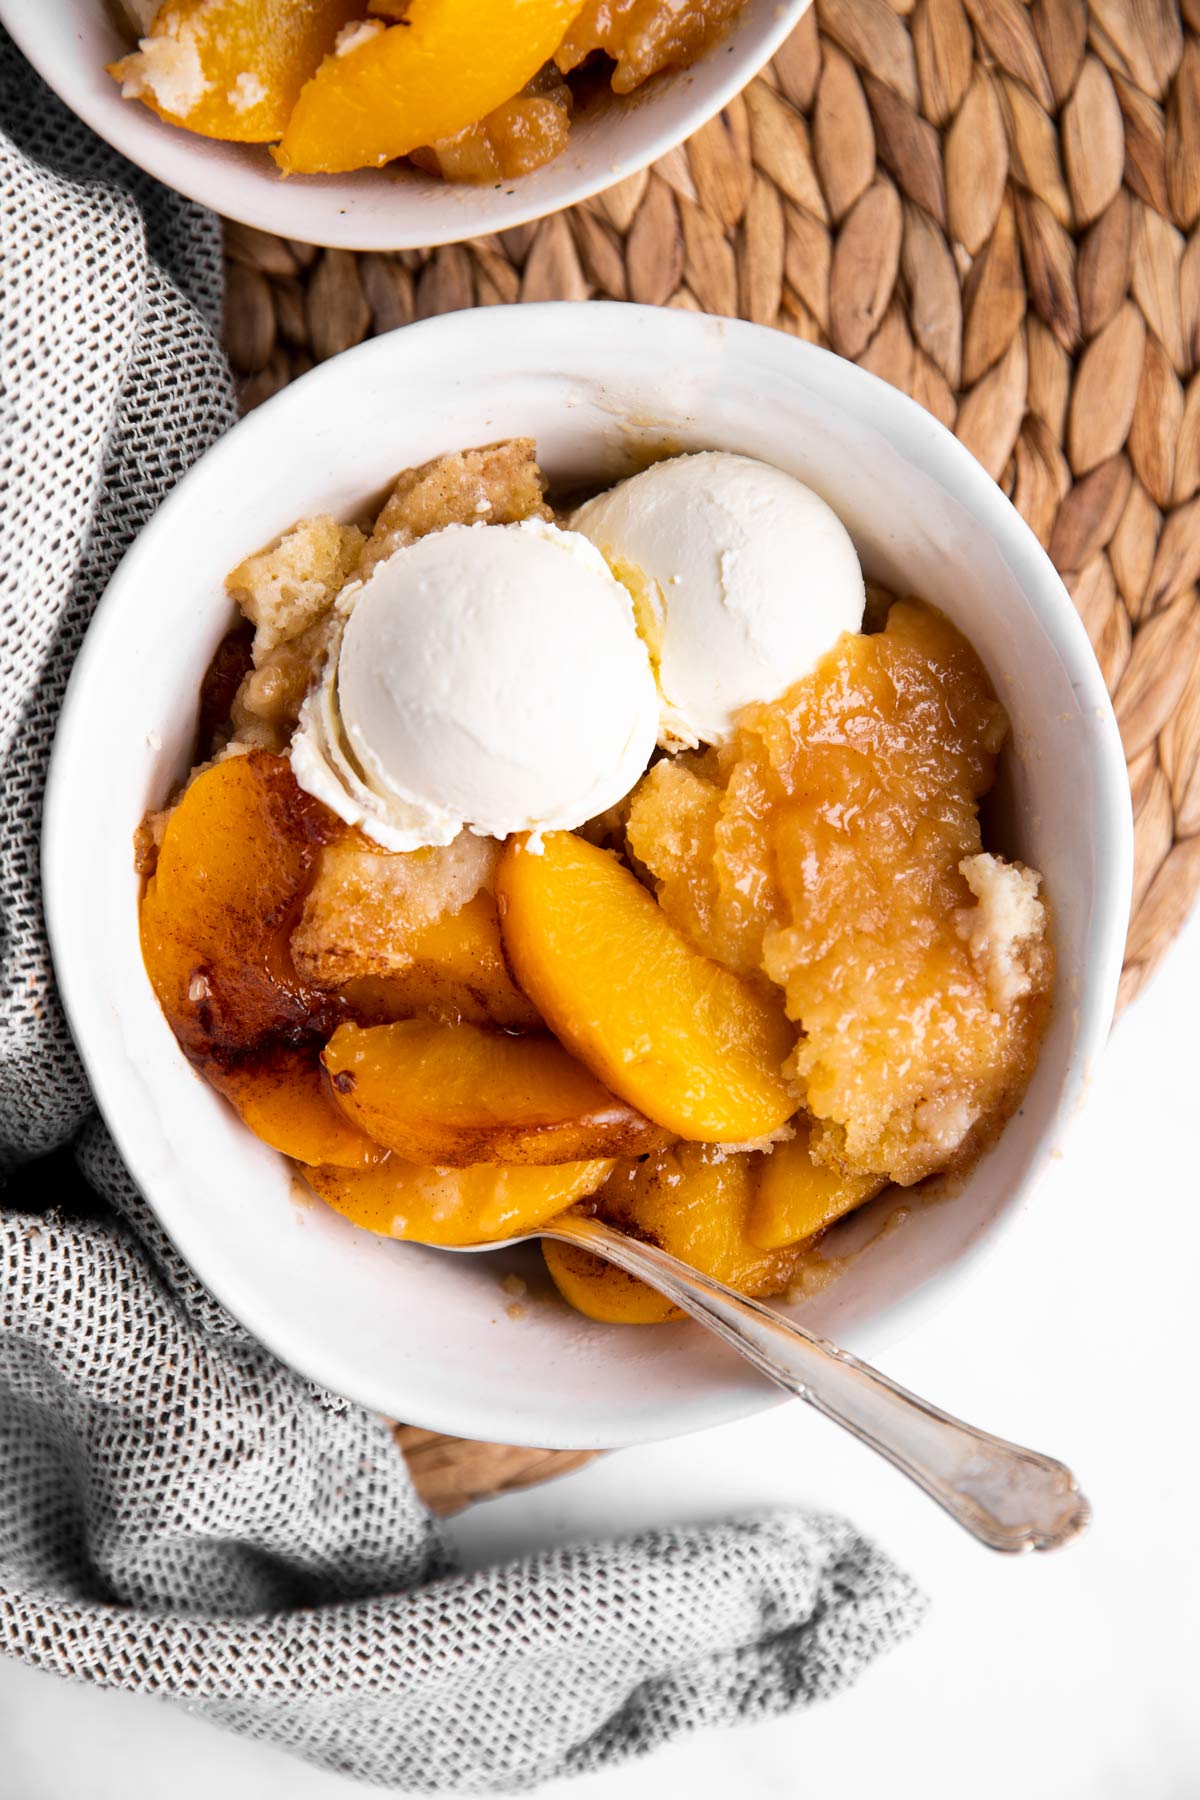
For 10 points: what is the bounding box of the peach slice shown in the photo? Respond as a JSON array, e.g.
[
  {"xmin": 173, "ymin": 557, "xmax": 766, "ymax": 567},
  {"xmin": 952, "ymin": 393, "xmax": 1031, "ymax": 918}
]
[
  {"xmin": 208, "ymin": 1048, "xmax": 382, "ymax": 1169},
  {"xmin": 338, "ymin": 893, "xmax": 541, "ymax": 1032},
  {"xmin": 555, "ymin": 0, "xmax": 744, "ymax": 94},
  {"xmin": 496, "ymin": 832, "xmax": 797, "ymax": 1142},
  {"xmin": 274, "ymin": 0, "xmax": 588, "ymax": 175},
  {"xmin": 748, "ymin": 1126, "xmax": 884, "ymax": 1252},
  {"xmin": 412, "ymin": 74, "xmax": 572, "ymax": 183},
  {"xmin": 139, "ymin": 751, "xmax": 341, "ymax": 1060},
  {"xmin": 322, "ymin": 1019, "xmax": 666, "ymax": 1165},
  {"xmin": 109, "ymin": 0, "xmax": 363, "ymax": 143},
  {"xmin": 307, "ymin": 1155, "xmax": 613, "ymax": 1246},
  {"xmin": 543, "ymin": 1144, "xmax": 807, "ymax": 1324},
  {"xmin": 543, "ymin": 1243, "xmax": 679, "ymax": 1326}
]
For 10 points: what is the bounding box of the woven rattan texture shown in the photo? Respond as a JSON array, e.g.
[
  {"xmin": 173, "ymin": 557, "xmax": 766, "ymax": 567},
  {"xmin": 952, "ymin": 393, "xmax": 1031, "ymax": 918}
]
[{"xmin": 217, "ymin": 0, "xmax": 1200, "ymax": 1501}]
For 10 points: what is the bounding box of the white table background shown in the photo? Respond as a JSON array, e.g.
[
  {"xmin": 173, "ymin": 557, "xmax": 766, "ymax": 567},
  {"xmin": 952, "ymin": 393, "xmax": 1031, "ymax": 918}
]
[{"xmin": 4, "ymin": 911, "xmax": 1199, "ymax": 1799}]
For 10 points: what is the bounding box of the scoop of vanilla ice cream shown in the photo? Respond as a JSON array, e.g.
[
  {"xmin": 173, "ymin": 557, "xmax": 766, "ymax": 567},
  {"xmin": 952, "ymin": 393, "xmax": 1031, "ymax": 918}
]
[
  {"xmin": 290, "ymin": 518, "xmax": 657, "ymax": 851},
  {"xmin": 571, "ymin": 451, "xmax": 865, "ymax": 748}
]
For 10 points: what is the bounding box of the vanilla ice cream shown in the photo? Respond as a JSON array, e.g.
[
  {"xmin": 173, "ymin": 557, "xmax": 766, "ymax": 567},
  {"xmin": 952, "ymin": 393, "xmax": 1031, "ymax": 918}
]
[
  {"xmin": 291, "ymin": 518, "xmax": 657, "ymax": 851},
  {"xmin": 572, "ymin": 452, "xmax": 865, "ymax": 748}
]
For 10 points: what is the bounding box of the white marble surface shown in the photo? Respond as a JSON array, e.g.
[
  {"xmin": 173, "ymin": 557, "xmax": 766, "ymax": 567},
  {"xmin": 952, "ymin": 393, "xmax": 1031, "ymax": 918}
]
[{"xmin": 4, "ymin": 910, "xmax": 1199, "ymax": 1799}]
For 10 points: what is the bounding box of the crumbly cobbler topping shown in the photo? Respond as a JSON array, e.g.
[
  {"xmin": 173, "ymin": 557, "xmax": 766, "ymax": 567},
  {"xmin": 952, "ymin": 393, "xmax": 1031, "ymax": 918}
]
[{"xmin": 626, "ymin": 601, "xmax": 1053, "ymax": 1185}]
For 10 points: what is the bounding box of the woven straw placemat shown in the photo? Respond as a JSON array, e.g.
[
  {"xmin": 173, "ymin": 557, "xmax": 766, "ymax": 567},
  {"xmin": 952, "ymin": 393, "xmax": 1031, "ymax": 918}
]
[{"xmin": 218, "ymin": 0, "xmax": 1199, "ymax": 1509}]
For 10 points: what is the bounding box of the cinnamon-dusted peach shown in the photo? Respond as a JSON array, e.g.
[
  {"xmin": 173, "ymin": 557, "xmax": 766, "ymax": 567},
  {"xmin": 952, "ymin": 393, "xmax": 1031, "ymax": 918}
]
[
  {"xmin": 495, "ymin": 832, "xmax": 797, "ymax": 1142},
  {"xmin": 322, "ymin": 1019, "xmax": 666, "ymax": 1165},
  {"xmin": 543, "ymin": 1242, "xmax": 680, "ymax": 1326},
  {"xmin": 556, "ymin": 0, "xmax": 744, "ymax": 93},
  {"xmin": 139, "ymin": 751, "xmax": 341, "ymax": 1060},
  {"xmin": 109, "ymin": 0, "xmax": 362, "ymax": 143},
  {"xmin": 208, "ymin": 1048, "xmax": 382, "ymax": 1169},
  {"xmin": 748, "ymin": 1125, "xmax": 884, "ymax": 1252},
  {"xmin": 275, "ymin": 0, "xmax": 589, "ymax": 175},
  {"xmin": 307, "ymin": 1155, "xmax": 613, "ymax": 1246},
  {"xmin": 543, "ymin": 1143, "xmax": 808, "ymax": 1324},
  {"xmin": 412, "ymin": 76, "xmax": 572, "ymax": 184}
]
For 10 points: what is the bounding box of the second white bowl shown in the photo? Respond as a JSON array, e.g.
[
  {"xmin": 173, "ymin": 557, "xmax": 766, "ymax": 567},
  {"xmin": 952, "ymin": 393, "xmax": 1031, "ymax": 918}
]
[{"xmin": 0, "ymin": 0, "xmax": 808, "ymax": 249}]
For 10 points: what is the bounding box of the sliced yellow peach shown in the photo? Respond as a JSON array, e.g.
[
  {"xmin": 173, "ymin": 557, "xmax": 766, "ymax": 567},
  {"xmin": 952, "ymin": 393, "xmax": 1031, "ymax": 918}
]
[
  {"xmin": 307, "ymin": 1155, "xmax": 613, "ymax": 1246},
  {"xmin": 543, "ymin": 1144, "xmax": 806, "ymax": 1324},
  {"xmin": 496, "ymin": 832, "xmax": 798, "ymax": 1142},
  {"xmin": 542, "ymin": 1243, "xmax": 679, "ymax": 1326},
  {"xmin": 412, "ymin": 74, "xmax": 572, "ymax": 183},
  {"xmin": 322, "ymin": 1019, "xmax": 667, "ymax": 1165},
  {"xmin": 109, "ymin": 0, "xmax": 363, "ymax": 143},
  {"xmin": 274, "ymin": 0, "xmax": 588, "ymax": 175},
  {"xmin": 555, "ymin": 0, "xmax": 744, "ymax": 94},
  {"xmin": 208, "ymin": 1048, "xmax": 382, "ymax": 1169},
  {"xmin": 748, "ymin": 1125, "xmax": 884, "ymax": 1252},
  {"xmin": 139, "ymin": 752, "xmax": 341, "ymax": 1060},
  {"xmin": 339, "ymin": 892, "xmax": 541, "ymax": 1031}
]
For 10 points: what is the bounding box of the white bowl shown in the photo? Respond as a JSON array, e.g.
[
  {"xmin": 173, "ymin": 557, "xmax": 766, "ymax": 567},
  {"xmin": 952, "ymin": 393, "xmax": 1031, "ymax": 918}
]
[
  {"xmin": 0, "ymin": 0, "xmax": 808, "ymax": 250},
  {"xmin": 44, "ymin": 304, "xmax": 1132, "ymax": 1448}
]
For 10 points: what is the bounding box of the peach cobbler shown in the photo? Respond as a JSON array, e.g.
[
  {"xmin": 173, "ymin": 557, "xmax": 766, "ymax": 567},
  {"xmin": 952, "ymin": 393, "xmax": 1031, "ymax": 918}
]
[
  {"xmin": 137, "ymin": 438, "xmax": 1053, "ymax": 1325},
  {"xmin": 108, "ymin": 0, "xmax": 748, "ymax": 183}
]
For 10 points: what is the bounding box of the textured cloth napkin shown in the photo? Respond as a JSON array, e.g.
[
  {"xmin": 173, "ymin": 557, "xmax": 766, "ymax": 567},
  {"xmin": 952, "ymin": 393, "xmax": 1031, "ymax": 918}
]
[{"xmin": 0, "ymin": 35, "xmax": 924, "ymax": 1791}]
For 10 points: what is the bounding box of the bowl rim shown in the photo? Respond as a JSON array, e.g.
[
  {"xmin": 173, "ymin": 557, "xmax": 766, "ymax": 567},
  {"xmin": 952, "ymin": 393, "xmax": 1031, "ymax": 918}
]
[
  {"xmin": 0, "ymin": 0, "xmax": 810, "ymax": 251},
  {"xmin": 43, "ymin": 303, "xmax": 1134, "ymax": 1444}
]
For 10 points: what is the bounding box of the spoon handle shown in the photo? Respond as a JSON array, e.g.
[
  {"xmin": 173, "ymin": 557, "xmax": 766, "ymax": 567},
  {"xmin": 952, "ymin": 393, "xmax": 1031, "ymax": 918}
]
[{"xmin": 546, "ymin": 1213, "xmax": 1089, "ymax": 1554}]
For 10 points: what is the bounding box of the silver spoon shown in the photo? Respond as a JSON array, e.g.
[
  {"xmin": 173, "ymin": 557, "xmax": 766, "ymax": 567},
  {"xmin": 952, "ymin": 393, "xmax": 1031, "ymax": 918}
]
[{"xmin": 446, "ymin": 1209, "xmax": 1090, "ymax": 1554}]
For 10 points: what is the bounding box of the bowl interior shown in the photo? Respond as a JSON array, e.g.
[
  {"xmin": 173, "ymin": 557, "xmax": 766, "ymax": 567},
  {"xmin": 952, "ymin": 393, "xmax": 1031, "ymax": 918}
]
[
  {"xmin": 1, "ymin": 0, "xmax": 808, "ymax": 249},
  {"xmin": 44, "ymin": 306, "xmax": 1131, "ymax": 1447}
]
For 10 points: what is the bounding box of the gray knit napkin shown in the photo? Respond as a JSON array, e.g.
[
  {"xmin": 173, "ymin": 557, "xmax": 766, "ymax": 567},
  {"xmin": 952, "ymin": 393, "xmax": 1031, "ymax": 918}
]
[{"xmin": 0, "ymin": 35, "xmax": 924, "ymax": 1790}]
